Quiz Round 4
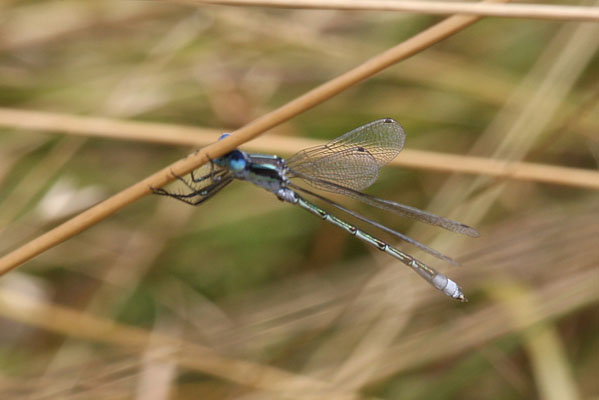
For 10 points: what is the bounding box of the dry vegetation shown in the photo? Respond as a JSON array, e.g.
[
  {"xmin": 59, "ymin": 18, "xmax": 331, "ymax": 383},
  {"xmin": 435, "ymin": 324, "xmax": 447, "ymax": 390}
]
[{"xmin": 0, "ymin": 0, "xmax": 598, "ymax": 399}]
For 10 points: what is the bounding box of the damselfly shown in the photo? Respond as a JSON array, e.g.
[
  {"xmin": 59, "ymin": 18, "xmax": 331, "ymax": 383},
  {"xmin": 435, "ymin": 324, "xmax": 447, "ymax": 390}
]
[{"xmin": 152, "ymin": 119, "xmax": 479, "ymax": 301}]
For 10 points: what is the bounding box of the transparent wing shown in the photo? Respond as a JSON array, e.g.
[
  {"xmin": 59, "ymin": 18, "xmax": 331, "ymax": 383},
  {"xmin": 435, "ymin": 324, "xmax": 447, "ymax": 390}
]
[
  {"xmin": 288, "ymin": 182, "xmax": 461, "ymax": 265},
  {"xmin": 348, "ymin": 189, "xmax": 480, "ymax": 237},
  {"xmin": 288, "ymin": 146, "xmax": 380, "ymax": 191},
  {"xmin": 290, "ymin": 171, "xmax": 480, "ymax": 238},
  {"xmin": 287, "ymin": 118, "xmax": 405, "ymax": 191}
]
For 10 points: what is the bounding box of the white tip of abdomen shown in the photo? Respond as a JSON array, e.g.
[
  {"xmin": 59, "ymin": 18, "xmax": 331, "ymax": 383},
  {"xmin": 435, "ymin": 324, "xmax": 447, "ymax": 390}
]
[{"xmin": 432, "ymin": 274, "xmax": 467, "ymax": 302}]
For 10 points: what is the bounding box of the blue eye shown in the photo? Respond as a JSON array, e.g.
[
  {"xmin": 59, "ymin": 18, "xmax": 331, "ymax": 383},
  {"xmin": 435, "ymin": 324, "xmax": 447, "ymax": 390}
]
[{"xmin": 228, "ymin": 151, "xmax": 246, "ymax": 172}]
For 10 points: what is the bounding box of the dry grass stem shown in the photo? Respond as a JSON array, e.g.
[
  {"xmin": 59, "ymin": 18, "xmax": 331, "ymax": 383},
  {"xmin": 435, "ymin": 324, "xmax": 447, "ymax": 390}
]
[
  {"xmin": 487, "ymin": 285, "xmax": 580, "ymax": 400},
  {"xmin": 372, "ymin": 267, "xmax": 598, "ymax": 381},
  {"xmin": 2, "ymin": 1, "xmax": 596, "ymax": 397},
  {"xmin": 0, "ymin": 288, "xmax": 366, "ymax": 399},
  {"xmin": 171, "ymin": 0, "xmax": 599, "ymax": 21},
  {"xmin": 409, "ymin": 19, "xmax": 599, "ymax": 255},
  {"xmin": 322, "ymin": 22, "xmax": 599, "ymax": 388},
  {"xmin": 0, "ymin": 249, "xmax": 593, "ymax": 394},
  {"xmin": 193, "ymin": 205, "xmax": 598, "ymax": 371},
  {"xmin": 0, "ymin": 4, "xmax": 172, "ymax": 53},
  {"xmin": 1, "ymin": 107, "xmax": 596, "ymax": 189},
  {"xmin": 0, "ymin": 0, "xmax": 508, "ymax": 275},
  {"xmin": 393, "ymin": 150, "xmax": 599, "ymax": 189}
]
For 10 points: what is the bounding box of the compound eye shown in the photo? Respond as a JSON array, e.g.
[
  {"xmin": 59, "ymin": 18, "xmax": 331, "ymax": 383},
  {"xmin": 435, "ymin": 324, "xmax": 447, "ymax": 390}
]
[{"xmin": 228, "ymin": 151, "xmax": 246, "ymax": 172}]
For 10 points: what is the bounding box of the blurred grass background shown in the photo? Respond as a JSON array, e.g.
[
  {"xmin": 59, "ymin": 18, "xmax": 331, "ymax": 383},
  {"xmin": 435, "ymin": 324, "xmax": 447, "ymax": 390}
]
[{"xmin": 0, "ymin": 0, "xmax": 598, "ymax": 399}]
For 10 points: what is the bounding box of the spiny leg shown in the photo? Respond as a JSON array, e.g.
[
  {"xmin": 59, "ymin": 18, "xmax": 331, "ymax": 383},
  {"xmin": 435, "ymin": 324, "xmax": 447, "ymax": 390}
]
[
  {"xmin": 172, "ymin": 168, "xmax": 226, "ymax": 193},
  {"xmin": 151, "ymin": 175, "xmax": 233, "ymax": 206},
  {"xmin": 189, "ymin": 158, "xmax": 225, "ymax": 184},
  {"xmin": 291, "ymin": 193, "xmax": 466, "ymax": 301},
  {"xmin": 177, "ymin": 178, "xmax": 233, "ymax": 206},
  {"xmin": 159, "ymin": 161, "xmax": 228, "ymax": 196}
]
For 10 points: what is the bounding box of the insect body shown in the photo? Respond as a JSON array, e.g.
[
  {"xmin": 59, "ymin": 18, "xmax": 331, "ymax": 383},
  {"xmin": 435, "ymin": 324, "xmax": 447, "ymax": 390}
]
[{"xmin": 153, "ymin": 119, "xmax": 478, "ymax": 301}]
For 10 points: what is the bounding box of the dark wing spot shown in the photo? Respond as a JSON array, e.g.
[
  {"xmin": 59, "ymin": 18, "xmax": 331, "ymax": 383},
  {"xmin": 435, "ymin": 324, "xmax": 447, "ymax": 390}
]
[
  {"xmin": 383, "ymin": 118, "xmax": 394, "ymax": 123},
  {"xmin": 356, "ymin": 146, "xmax": 366, "ymax": 152}
]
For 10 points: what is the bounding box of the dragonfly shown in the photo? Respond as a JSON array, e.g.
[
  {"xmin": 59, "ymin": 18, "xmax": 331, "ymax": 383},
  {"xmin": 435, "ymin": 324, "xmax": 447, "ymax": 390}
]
[{"xmin": 152, "ymin": 119, "xmax": 479, "ymax": 301}]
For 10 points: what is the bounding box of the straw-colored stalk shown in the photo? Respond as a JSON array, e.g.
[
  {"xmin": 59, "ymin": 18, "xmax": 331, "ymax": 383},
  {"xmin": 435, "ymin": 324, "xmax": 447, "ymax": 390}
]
[
  {"xmin": 168, "ymin": 0, "xmax": 599, "ymax": 21},
  {"xmin": 0, "ymin": 107, "xmax": 596, "ymax": 189},
  {"xmin": 0, "ymin": 0, "xmax": 510, "ymax": 275}
]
